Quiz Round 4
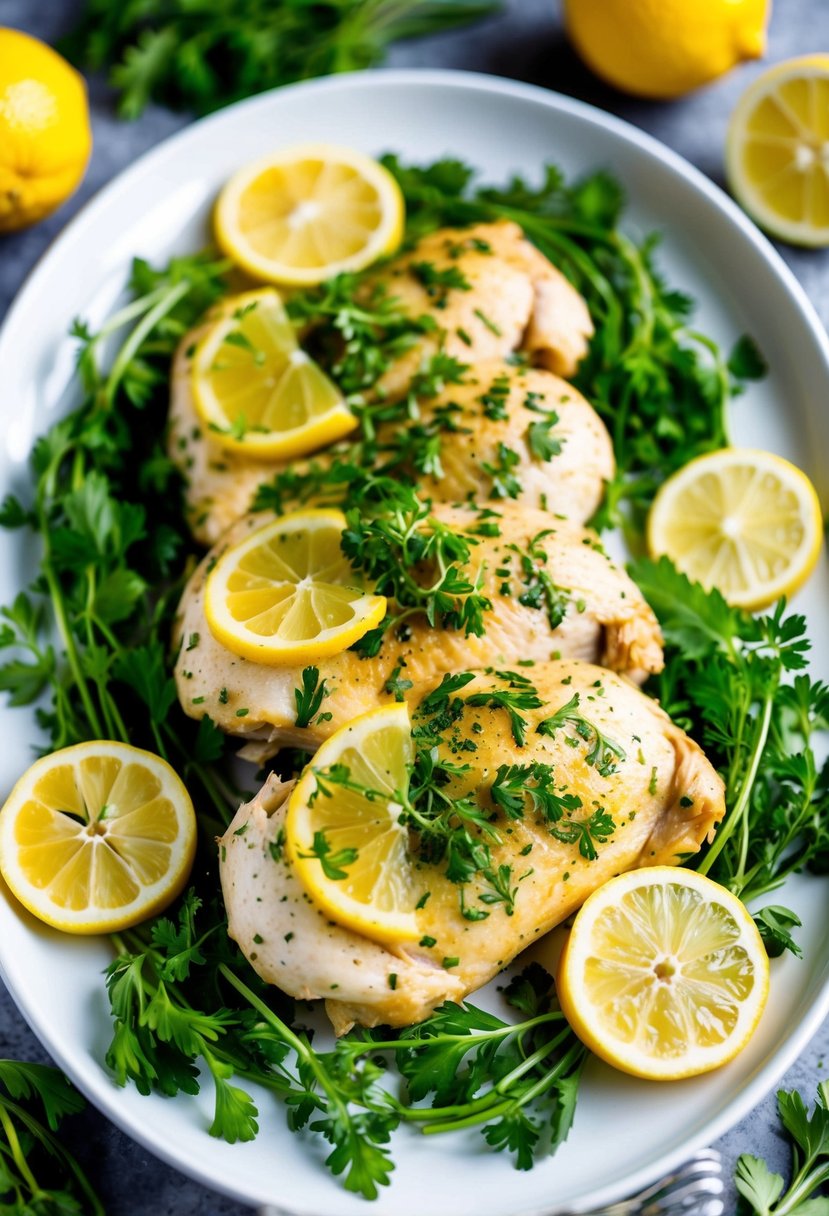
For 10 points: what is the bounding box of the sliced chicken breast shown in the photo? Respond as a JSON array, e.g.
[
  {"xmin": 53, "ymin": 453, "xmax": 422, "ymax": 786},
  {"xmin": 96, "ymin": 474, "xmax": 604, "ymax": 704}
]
[
  {"xmin": 380, "ymin": 360, "xmax": 613, "ymax": 521},
  {"xmin": 367, "ymin": 220, "xmax": 594, "ymax": 399},
  {"xmin": 220, "ymin": 661, "xmax": 724, "ymax": 1032},
  {"xmin": 174, "ymin": 502, "xmax": 663, "ymax": 757}
]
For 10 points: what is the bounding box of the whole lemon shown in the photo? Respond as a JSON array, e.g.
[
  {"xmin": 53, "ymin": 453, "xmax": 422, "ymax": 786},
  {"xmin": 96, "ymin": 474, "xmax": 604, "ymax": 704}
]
[
  {"xmin": 0, "ymin": 27, "xmax": 91, "ymax": 233},
  {"xmin": 564, "ymin": 0, "xmax": 770, "ymax": 100}
]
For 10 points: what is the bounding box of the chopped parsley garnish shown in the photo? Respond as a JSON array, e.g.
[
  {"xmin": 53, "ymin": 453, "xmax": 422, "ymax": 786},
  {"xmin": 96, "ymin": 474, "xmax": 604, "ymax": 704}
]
[{"xmin": 537, "ymin": 693, "xmax": 627, "ymax": 777}]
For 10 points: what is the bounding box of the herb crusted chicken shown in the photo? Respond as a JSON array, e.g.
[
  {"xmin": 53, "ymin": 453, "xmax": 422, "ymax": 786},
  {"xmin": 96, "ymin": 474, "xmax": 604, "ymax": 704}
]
[
  {"xmin": 219, "ymin": 661, "xmax": 724, "ymax": 1032},
  {"xmin": 168, "ymin": 221, "xmax": 602, "ymax": 546},
  {"xmin": 173, "ymin": 501, "xmax": 663, "ymax": 756}
]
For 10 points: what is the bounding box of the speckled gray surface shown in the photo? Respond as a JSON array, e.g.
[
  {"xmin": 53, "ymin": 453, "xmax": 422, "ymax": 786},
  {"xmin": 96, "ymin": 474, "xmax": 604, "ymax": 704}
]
[{"xmin": 1, "ymin": 0, "xmax": 829, "ymax": 1211}]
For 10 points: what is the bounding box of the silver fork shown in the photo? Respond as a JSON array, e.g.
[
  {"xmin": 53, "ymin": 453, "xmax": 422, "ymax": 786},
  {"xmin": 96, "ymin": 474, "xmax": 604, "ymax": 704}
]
[
  {"xmin": 564, "ymin": 1149, "xmax": 725, "ymax": 1216},
  {"xmin": 257, "ymin": 1148, "xmax": 724, "ymax": 1216}
]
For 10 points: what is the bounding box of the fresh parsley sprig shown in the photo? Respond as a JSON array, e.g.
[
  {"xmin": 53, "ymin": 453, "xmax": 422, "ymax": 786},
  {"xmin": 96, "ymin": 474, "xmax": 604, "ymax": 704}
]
[
  {"xmin": 63, "ymin": 0, "xmax": 500, "ymax": 119},
  {"xmin": 0, "ymin": 253, "xmax": 237, "ymax": 833},
  {"xmin": 736, "ymin": 1081, "xmax": 829, "ymax": 1214},
  {"xmin": 340, "ymin": 477, "xmax": 492, "ymax": 652},
  {"xmin": 631, "ymin": 556, "xmax": 828, "ymax": 955},
  {"xmin": 0, "ymin": 1060, "xmax": 104, "ymax": 1214},
  {"xmin": 106, "ymin": 892, "xmax": 584, "ymax": 1196}
]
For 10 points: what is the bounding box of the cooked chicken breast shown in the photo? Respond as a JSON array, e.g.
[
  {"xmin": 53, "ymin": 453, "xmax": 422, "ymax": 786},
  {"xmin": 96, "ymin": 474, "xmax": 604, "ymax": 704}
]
[
  {"xmin": 367, "ymin": 221, "xmax": 594, "ymax": 399},
  {"xmin": 380, "ymin": 360, "xmax": 613, "ymax": 521},
  {"xmin": 168, "ymin": 222, "xmax": 595, "ymax": 546},
  {"xmin": 220, "ymin": 660, "xmax": 724, "ymax": 1032},
  {"xmin": 174, "ymin": 502, "xmax": 663, "ymax": 757},
  {"xmin": 170, "ymin": 346, "xmax": 613, "ymax": 545}
]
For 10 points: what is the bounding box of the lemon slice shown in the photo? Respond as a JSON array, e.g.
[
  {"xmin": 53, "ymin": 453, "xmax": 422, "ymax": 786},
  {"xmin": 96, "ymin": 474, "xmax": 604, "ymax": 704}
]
[
  {"xmin": 647, "ymin": 448, "xmax": 823, "ymax": 610},
  {"xmin": 727, "ymin": 55, "xmax": 829, "ymax": 246},
  {"xmin": 204, "ymin": 509, "xmax": 386, "ymax": 666},
  {"xmin": 192, "ymin": 288, "xmax": 355, "ymax": 459},
  {"xmin": 0, "ymin": 741, "xmax": 196, "ymax": 934},
  {"xmin": 285, "ymin": 703, "xmax": 419, "ymax": 944},
  {"xmin": 558, "ymin": 867, "xmax": 769, "ymax": 1080},
  {"xmin": 215, "ymin": 143, "xmax": 405, "ymax": 285}
]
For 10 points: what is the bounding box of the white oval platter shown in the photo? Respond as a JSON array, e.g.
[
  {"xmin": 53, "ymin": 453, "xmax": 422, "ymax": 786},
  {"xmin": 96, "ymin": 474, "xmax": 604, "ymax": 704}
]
[{"xmin": 0, "ymin": 69, "xmax": 828, "ymax": 1216}]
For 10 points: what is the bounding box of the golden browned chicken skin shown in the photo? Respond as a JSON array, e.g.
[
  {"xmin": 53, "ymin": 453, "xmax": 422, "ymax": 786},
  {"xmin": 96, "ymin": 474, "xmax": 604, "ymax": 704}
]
[
  {"xmin": 219, "ymin": 661, "xmax": 724, "ymax": 1032},
  {"xmin": 167, "ymin": 222, "xmax": 597, "ymax": 546},
  {"xmin": 173, "ymin": 501, "xmax": 663, "ymax": 758},
  {"xmin": 366, "ymin": 220, "xmax": 594, "ymax": 398},
  {"xmin": 382, "ymin": 360, "xmax": 613, "ymax": 521}
]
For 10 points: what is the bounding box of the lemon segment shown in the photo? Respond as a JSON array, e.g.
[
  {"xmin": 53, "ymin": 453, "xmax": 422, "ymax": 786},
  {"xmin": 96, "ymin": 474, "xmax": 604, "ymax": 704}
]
[
  {"xmin": 214, "ymin": 143, "xmax": 405, "ymax": 286},
  {"xmin": 558, "ymin": 867, "xmax": 769, "ymax": 1080},
  {"xmin": 0, "ymin": 28, "xmax": 92, "ymax": 232},
  {"xmin": 727, "ymin": 56, "xmax": 829, "ymax": 246},
  {"xmin": 647, "ymin": 448, "xmax": 823, "ymax": 610},
  {"xmin": 285, "ymin": 703, "xmax": 419, "ymax": 944},
  {"xmin": 0, "ymin": 741, "xmax": 196, "ymax": 934},
  {"xmin": 204, "ymin": 509, "xmax": 387, "ymax": 666},
  {"xmin": 191, "ymin": 288, "xmax": 355, "ymax": 459}
]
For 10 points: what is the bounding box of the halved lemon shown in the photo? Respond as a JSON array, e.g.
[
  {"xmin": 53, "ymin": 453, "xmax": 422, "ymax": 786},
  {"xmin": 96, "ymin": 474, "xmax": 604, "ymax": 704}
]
[
  {"xmin": 192, "ymin": 288, "xmax": 355, "ymax": 459},
  {"xmin": 285, "ymin": 703, "xmax": 419, "ymax": 944},
  {"xmin": 647, "ymin": 448, "xmax": 823, "ymax": 610},
  {"xmin": 0, "ymin": 741, "xmax": 196, "ymax": 934},
  {"xmin": 215, "ymin": 143, "xmax": 405, "ymax": 285},
  {"xmin": 558, "ymin": 867, "xmax": 769, "ymax": 1080},
  {"xmin": 204, "ymin": 509, "xmax": 387, "ymax": 666},
  {"xmin": 727, "ymin": 55, "xmax": 829, "ymax": 246}
]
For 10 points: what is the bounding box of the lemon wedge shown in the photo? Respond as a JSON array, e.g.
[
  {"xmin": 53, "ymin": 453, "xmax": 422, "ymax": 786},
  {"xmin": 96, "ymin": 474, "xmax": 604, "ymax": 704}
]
[
  {"xmin": 647, "ymin": 448, "xmax": 823, "ymax": 610},
  {"xmin": 0, "ymin": 741, "xmax": 196, "ymax": 934},
  {"xmin": 204, "ymin": 509, "xmax": 386, "ymax": 666},
  {"xmin": 557, "ymin": 867, "xmax": 769, "ymax": 1080},
  {"xmin": 727, "ymin": 55, "xmax": 829, "ymax": 246},
  {"xmin": 285, "ymin": 703, "xmax": 419, "ymax": 944},
  {"xmin": 214, "ymin": 143, "xmax": 405, "ymax": 285},
  {"xmin": 192, "ymin": 288, "xmax": 355, "ymax": 459}
]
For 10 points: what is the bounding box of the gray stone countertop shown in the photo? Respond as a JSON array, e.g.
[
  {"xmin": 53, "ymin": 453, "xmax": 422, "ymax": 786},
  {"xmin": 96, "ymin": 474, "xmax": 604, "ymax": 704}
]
[{"xmin": 1, "ymin": 0, "xmax": 829, "ymax": 1210}]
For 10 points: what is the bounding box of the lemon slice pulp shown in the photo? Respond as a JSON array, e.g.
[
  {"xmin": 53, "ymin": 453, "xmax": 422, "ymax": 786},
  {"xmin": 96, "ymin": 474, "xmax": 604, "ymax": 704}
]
[
  {"xmin": 285, "ymin": 703, "xmax": 419, "ymax": 944},
  {"xmin": 215, "ymin": 143, "xmax": 405, "ymax": 285},
  {"xmin": 558, "ymin": 867, "xmax": 769, "ymax": 1080},
  {"xmin": 0, "ymin": 741, "xmax": 196, "ymax": 934},
  {"xmin": 647, "ymin": 448, "xmax": 823, "ymax": 610},
  {"xmin": 192, "ymin": 288, "xmax": 355, "ymax": 459},
  {"xmin": 204, "ymin": 509, "xmax": 387, "ymax": 666},
  {"xmin": 727, "ymin": 55, "xmax": 829, "ymax": 245}
]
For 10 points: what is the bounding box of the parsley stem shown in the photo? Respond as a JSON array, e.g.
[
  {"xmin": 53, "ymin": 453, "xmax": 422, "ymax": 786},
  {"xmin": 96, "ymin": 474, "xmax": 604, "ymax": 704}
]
[
  {"xmin": 40, "ymin": 551, "xmax": 104, "ymax": 738},
  {"xmin": 218, "ymin": 963, "xmax": 352, "ymax": 1121},
  {"xmin": 420, "ymin": 1098, "xmax": 513, "ymax": 1134},
  {"xmin": 0, "ymin": 1102, "xmax": 41, "ymax": 1196},
  {"xmin": 345, "ymin": 1011, "xmax": 566, "ymax": 1060},
  {"xmin": 104, "ymin": 281, "xmax": 191, "ymax": 408},
  {"xmin": 776, "ymin": 1161, "xmax": 829, "ymax": 1214},
  {"xmin": 697, "ymin": 688, "xmax": 775, "ymax": 886}
]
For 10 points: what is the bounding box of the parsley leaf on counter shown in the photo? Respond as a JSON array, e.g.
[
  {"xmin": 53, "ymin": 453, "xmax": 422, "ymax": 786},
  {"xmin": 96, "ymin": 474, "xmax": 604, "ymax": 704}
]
[
  {"xmin": 63, "ymin": 0, "xmax": 500, "ymax": 119},
  {"xmin": 735, "ymin": 1081, "xmax": 829, "ymax": 1215}
]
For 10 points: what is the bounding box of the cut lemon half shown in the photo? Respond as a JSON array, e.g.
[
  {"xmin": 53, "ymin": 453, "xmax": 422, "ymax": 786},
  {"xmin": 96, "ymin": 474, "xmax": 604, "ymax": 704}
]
[
  {"xmin": 192, "ymin": 288, "xmax": 355, "ymax": 459},
  {"xmin": 647, "ymin": 448, "xmax": 823, "ymax": 610},
  {"xmin": 0, "ymin": 741, "xmax": 196, "ymax": 934},
  {"xmin": 558, "ymin": 867, "xmax": 769, "ymax": 1080},
  {"xmin": 215, "ymin": 143, "xmax": 405, "ymax": 285},
  {"xmin": 285, "ymin": 703, "xmax": 419, "ymax": 944},
  {"xmin": 727, "ymin": 55, "xmax": 829, "ymax": 246},
  {"xmin": 204, "ymin": 509, "xmax": 386, "ymax": 666}
]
